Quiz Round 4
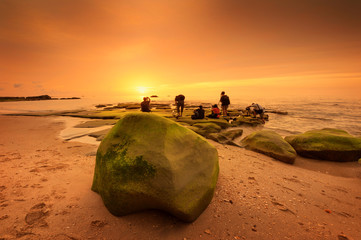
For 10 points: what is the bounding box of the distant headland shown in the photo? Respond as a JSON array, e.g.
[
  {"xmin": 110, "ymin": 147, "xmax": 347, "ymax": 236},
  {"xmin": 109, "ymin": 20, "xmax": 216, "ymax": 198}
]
[{"xmin": 0, "ymin": 95, "xmax": 81, "ymax": 102}]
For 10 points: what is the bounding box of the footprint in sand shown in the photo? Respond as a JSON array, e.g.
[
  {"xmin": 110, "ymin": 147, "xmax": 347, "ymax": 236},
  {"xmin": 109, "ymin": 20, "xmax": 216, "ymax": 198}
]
[
  {"xmin": 326, "ymin": 185, "xmax": 348, "ymax": 194},
  {"xmin": 25, "ymin": 202, "xmax": 51, "ymax": 227},
  {"xmin": 51, "ymin": 189, "xmax": 66, "ymax": 200},
  {"xmin": 30, "ymin": 184, "xmax": 43, "ymax": 189},
  {"xmin": 40, "ymin": 177, "xmax": 48, "ymax": 182},
  {"xmin": 274, "ymin": 182, "xmax": 296, "ymax": 194},
  {"xmin": 334, "ymin": 211, "xmax": 353, "ymax": 218},
  {"xmin": 91, "ymin": 220, "xmax": 108, "ymax": 228},
  {"xmin": 29, "ymin": 163, "xmax": 69, "ymax": 173},
  {"xmin": 0, "ymin": 214, "xmax": 9, "ymax": 220},
  {"xmin": 271, "ymin": 200, "xmax": 296, "ymax": 215},
  {"xmin": 283, "ymin": 177, "xmax": 311, "ymax": 188},
  {"xmin": 0, "ymin": 186, "xmax": 8, "ymax": 207},
  {"xmin": 51, "ymin": 233, "xmax": 81, "ymax": 240},
  {"xmin": 0, "ymin": 152, "xmax": 21, "ymax": 162}
]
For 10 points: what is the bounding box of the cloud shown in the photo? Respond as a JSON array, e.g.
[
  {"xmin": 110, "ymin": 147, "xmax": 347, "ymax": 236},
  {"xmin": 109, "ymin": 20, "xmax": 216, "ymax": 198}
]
[{"xmin": 13, "ymin": 83, "xmax": 23, "ymax": 88}]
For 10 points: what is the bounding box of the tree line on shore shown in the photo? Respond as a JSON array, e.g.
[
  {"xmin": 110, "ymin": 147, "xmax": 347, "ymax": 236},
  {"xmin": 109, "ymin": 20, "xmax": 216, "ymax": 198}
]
[{"xmin": 0, "ymin": 95, "xmax": 80, "ymax": 102}]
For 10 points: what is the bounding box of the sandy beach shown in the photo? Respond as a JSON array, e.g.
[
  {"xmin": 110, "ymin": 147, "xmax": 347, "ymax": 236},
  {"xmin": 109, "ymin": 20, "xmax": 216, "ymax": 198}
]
[{"xmin": 1, "ymin": 115, "xmax": 361, "ymax": 240}]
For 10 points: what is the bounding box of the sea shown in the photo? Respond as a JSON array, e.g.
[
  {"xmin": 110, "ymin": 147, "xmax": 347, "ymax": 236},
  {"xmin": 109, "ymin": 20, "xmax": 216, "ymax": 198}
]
[{"xmin": 1, "ymin": 96, "xmax": 360, "ymax": 140}]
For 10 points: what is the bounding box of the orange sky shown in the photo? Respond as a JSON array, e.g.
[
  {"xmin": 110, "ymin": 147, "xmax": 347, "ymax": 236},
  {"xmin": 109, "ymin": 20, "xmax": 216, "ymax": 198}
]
[{"xmin": 1, "ymin": 0, "xmax": 361, "ymax": 100}]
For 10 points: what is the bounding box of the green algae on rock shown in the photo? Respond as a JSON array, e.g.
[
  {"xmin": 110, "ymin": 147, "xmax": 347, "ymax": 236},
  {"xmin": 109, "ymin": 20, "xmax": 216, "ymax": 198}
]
[
  {"xmin": 91, "ymin": 113, "xmax": 219, "ymax": 222},
  {"xmin": 241, "ymin": 130, "xmax": 297, "ymax": 164},
  {"xmin": 232, "ymin": 115, "xmax": 265, "ymax": 126},
  {"xmin": 207, "ymin": 129, "xmax": 243, "ymax": 146},
  {"xmin": 190, "ymin": 122, "xmax": 222, "ymax": 138},
  {"xmin": 285, "ymin": 128, "xmax": 361, "ymax": 162},
  {"xmin": 175, "ymin": 118, "xmax": 232, "ymax": 129}
]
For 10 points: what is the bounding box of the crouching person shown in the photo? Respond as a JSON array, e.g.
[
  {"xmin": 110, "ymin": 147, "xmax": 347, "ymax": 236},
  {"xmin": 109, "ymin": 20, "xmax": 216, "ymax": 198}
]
[
  {"xmin": 191, "ymin": 105, "xmax": 205, "ymax": 120},
  {"xmin": 207, "ymin": 104, "xmax": 220, "ymax": 118}
]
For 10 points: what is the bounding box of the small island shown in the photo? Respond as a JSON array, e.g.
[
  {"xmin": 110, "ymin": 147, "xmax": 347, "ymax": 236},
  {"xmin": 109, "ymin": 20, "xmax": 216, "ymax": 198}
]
[{"xmin": 0, "ymin": 95, "xmax": 80, "ymax": 102}]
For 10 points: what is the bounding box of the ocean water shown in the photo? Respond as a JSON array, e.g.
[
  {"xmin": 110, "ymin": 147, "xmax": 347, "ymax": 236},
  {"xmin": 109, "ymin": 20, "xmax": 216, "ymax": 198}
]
[
  {"xmin": 1, "ymin": 96, "xmax": 360, "ymax": 137},
  {"xmin": 260, "ymin": 99, "xmax": 361, "ymax": 137}
]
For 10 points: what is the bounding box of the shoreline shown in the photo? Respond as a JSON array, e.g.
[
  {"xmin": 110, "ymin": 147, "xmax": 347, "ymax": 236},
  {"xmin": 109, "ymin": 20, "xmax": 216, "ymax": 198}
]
[
  {"xmin": 1, "ymin": 97, "xmax": 361, "ymax": 138},
  {"xmin": 1, "ymin": 115, "xmax": 361, "ymax": 239}
]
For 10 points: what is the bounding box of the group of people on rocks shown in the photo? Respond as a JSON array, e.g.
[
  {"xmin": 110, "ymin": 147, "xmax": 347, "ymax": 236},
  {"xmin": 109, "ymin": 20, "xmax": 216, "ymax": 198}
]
[{"xmin": 140, "ymin": 91, "xmax": 265, "ymax": 122}]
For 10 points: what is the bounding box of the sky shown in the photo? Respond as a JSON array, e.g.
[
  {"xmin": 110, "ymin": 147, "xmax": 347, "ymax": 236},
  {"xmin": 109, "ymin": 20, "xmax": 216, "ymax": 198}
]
[{"xmin": 1, "ymin": 0, "xmax": 361, "ymax": 101}]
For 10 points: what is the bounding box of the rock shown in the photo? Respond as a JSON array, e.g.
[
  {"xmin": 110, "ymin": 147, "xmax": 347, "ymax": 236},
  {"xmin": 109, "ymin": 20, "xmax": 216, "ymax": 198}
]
[
  {"xmin": 232, "ymin": 116, "xmax": 264, "ymax": 126},
  {"xmin": 222, "ymin": 129, "xmax": 243, "ymax": 140},
  {"xmin": 190, "ymin": 122, "xmax": 222, "ymax": 137},
  {"xmin": 207, "ymin": 129, "xmax": 243, "ymax": 145},
  {"xmin": 125, "ymin": 104, "xmax": 141, "ymax": 110},
  {"xmin": 207, "ymin": 133, "xmax": 229, "ymax": 143},
  {"xmin": 285, "ymin": 128, "xmax": 361, "ymax": 162},
  {"xmin": 207, "ymin": 119, "xmax": 232, "ymax": 129},
  {"xmin": 88, "ymin": 129, "xmax": 112, "ymax": 141},
  {"xmin": 151, "ymin": 103, "xmax": 171, "ymax": 109},
  {"xmin": 92, "ymin": 113, "xmax": 219, "ymax": 222},
  {"xmin": 74, "ymin": 120, "xmax": 117, "ymax": 128},
  {"xmin": 95, "ymin": 104, "xmax": 107, "ymax": 108},
  {"xmin": 240, "ymin": 130, "xmax": 297, "ymax": 164},
  {"xmin": 176, "ymin": 118, "xmax": 231, "ymax": 130}
]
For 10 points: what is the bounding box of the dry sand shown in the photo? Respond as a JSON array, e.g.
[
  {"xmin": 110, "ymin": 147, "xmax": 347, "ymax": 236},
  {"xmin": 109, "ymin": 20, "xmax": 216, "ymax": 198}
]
[{"xmin": 1, "ymin": 116, "xmax": 361, "ymax": 240}]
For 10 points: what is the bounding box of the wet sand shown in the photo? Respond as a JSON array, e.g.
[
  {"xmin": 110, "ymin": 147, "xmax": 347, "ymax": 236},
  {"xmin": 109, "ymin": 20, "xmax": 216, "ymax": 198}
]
[{"xmin": 0, "ymin": 115, "xmax": 361, "ymax": 240}]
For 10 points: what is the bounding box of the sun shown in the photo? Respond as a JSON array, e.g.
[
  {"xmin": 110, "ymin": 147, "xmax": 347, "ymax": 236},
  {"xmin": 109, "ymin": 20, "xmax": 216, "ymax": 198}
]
[{"xmin": 136, "ymin": 86, "xmax": 147, "ymax": 94}]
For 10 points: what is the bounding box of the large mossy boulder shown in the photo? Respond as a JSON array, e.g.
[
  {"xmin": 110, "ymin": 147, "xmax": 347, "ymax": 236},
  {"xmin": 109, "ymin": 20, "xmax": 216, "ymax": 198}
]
[
  {"xmin": 285, "ymin": 128, "xmax": 361, "ymax": 162},
  {"xmin": 91, "ymin": 113, "xmax": 219, "ymax": 222},
  {"xmin": 241, "ymin": 130, "xmax": 297, "ymax": 164}
]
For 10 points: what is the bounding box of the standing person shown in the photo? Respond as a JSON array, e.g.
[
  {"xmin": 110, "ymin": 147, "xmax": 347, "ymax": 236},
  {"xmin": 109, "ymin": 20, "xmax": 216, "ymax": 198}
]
[
  {"xmin": 140, "ymin": 97, "xmax": 151, "ymax": 112},
  {"xmin": 219, "ymin": 91, "xmax": 230, "ymax": 116},
  {"xmin": 175, "ymin": 94, "xmax": 185, "ymax": 117}
]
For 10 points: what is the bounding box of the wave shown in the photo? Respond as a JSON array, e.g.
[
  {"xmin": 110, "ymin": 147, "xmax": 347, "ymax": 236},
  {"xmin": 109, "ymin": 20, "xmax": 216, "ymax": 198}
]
[
  {"xmin": 264, "ymin": 126, "xmax": 302, "ymax": 136},
  {"xmin": 297, "ymin": 116, "xmax": 334, "ymax": 121}
]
